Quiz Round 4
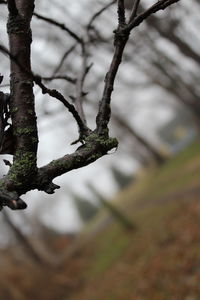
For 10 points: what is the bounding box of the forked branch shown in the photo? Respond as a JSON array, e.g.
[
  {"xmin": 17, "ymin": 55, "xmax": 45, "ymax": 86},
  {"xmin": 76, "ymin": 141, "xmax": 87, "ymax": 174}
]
[{"xmin": 0, "ymin": 0, "xmax": 180, "ymax": 210}]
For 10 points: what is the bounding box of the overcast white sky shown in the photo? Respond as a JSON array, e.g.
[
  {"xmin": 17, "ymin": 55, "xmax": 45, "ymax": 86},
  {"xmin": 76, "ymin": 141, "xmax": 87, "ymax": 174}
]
[{"xmin": 0, "ymin": 0, "xmax": 197, "ymax": 234}]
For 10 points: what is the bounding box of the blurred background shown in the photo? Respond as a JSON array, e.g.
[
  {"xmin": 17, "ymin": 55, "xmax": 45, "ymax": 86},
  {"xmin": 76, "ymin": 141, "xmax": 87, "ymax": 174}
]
[{"xmin": 0, "ymin": 0, "xmax": 200, "ymax": 299}]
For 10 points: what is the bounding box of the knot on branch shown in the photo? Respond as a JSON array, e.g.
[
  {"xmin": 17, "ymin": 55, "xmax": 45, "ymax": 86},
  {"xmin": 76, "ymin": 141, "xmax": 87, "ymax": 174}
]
[
  {"xmin": 113, "ymin": 27, "xmax": 129, "ymax": 45},
  {"xmin": 0, "ymin": 189, "xmax": 27, "ymax": 210},
  {"xmin": 43, "ymin": 182, "xmax": 60, "ymax": 194},
  {"xmin": 85, "ymin": 131, "xmax": 118, "ymax": 154},
  {"xmin": 7, "ymin": 14, "xmax": 29, "ymax": 35}
]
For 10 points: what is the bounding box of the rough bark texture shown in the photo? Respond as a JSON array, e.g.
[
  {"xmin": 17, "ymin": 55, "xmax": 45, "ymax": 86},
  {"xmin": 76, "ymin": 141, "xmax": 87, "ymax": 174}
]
[
  {"xmin": 7, "ymin": 0, "xmax": 38, "ymax": 183},
  {"xmin": 0, "ymin": 0, "xmax": 180, "ymax": 210}
]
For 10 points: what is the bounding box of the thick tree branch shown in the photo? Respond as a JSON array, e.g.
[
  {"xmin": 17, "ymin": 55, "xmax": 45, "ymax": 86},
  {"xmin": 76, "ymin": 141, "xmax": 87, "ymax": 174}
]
[
  {"xmin": 7, "ymin": 0, "xmax": 18, "ymax": 15},
  {"xmin": 27, "ymin": 132, "xmax": 118, "ymax": 195},
  {"xmin": 6, "ymin": 0, "xmax": 38, "ymax": 188},
  {"xmin": 1, "ymin": 131, "xmax": 118, "ymax": 198}
]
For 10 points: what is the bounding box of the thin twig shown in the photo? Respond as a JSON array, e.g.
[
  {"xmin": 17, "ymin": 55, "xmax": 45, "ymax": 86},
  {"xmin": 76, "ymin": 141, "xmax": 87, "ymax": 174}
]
[
  {"xmin": 129, "ymin": 0, "xmax": 141, "ymax": 22},
  {"xmin": 74, "ymin": 43, "xmax": 92, "ymax": 124},
  {"xmin": 52, "ymin": 44, "xmax": 77, "ymax": 76},
  {"xmin": 0, "ymin": 44, "xmax": 89, "ymax": 135},
  {"xmin": 34, "ymin": 12, "xmax": 83, "ymax": 44},
  {"xmin": 34, "ymin": 76, "xmax": 89, "ymax": 135},
  {"xmin": 127, "ymin": 0, "xmax": 180, "ymax": 31},
  {"xmin": 42, "ymin": 75, "xmax": 76, "ymax": 85},
  {"xmin": 87, "ymin": 0, "xmax": 116, "ymax": 30}
]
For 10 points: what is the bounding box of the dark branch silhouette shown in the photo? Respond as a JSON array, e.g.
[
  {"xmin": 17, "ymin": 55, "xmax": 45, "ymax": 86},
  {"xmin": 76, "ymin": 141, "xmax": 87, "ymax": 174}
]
[{"xmin": 0, "ymin": 0, "xmax": 180, "ymax": 210}]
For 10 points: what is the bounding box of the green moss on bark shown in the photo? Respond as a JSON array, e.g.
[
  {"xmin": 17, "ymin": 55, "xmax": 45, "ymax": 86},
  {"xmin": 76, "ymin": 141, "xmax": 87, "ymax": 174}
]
[{"xmin": 8, "ymin": 151, "xmax": 37, "ymax": 187}]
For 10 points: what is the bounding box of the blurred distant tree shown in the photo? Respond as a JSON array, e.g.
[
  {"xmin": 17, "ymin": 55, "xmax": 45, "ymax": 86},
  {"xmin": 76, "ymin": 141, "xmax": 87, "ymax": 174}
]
[
  {"xmin": 72, "ymin": 193, "xmax": 99, "ymax": 222},
  {"xmin": 111, "ymin": 165, "xmax": 133, "ymax": 190},
  {"xmin": 125, "ymin": 0, "xmax": 200, "ymax": 126},
  {"xmin": 112, "ymin": 112, "xmax": 166, "ymax": 164},
  {"xmin": 0, "ymin": 0, "xmax": 180, "ymax": 210},
  {"xmin": 3, "ymin": 211, "xmax": 46, "ymax": 264},
  {"xmin": 88, "ymin": 183, "xmax": 135, "ymax": 230}
]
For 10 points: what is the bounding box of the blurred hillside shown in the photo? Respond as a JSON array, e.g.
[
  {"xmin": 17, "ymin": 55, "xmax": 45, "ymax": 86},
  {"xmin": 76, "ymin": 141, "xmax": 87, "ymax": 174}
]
[
  {"xmin": 1, "ymin": 139, "xmax": 200, "ymax": 299},
  {"xmin": 69, "ymin": 139, "xmax": 200, "ymax": 300},
  {"xmin": 0, "ymin": 0, "xmax": 199, "ymax": 233}
]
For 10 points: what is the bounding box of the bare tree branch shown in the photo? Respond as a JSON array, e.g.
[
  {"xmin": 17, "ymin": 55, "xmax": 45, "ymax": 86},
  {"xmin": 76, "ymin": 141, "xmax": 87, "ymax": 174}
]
[
  {"xmin": 117, "ymin": 0, "xmax": 126, "ymax": 25},
  {"xmin": 127, "ymin": 0, "xmax": 180, "ymax": 31},
  {"xmin": 0, "ymin": 0, "xmax": 180, "ymax": 210},
  {"xmin": 33, "ymin": 12, "xmax": 83, "ymax": 44},
  {"xmin": 5, "ymin": 0, "xmax": 38, "ymax": 204},
  {"xmin": 129, "ymin": 0, "xmax": 141, "ymax": 22},
  {"xmin": 52, "ymin": 44, "xmax": 77, "ymax": 76},
  {"xmin": 34, "ymin": 76, "xmax": 90, "ymax": 136},
  {"xmin": 74, "ymin": 44, "xmax": 92, "ymax": 125},
  {"xmin": 96, "ymin": 0, "xmax": 180, "ymax": 134},
  {"xmin": 87, "ymin": 0, "xmax": 116, "ymax": 30},
  {"xmin": 0, "ymin": 44, "xmax": 88, "ymax": 137},
  {"xmin": 7, "ymin": 0, "xmax": 18, "ymax": 15},
  {"xmin": 42, "ymin": 75, "xmax": 76, "ymax": 85}
]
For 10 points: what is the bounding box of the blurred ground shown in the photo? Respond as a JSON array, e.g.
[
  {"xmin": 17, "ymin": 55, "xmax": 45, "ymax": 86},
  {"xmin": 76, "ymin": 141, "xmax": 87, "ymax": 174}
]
[{"xmin": 1, "ymin": 139, "xmax": 200, "ymax": 299}]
